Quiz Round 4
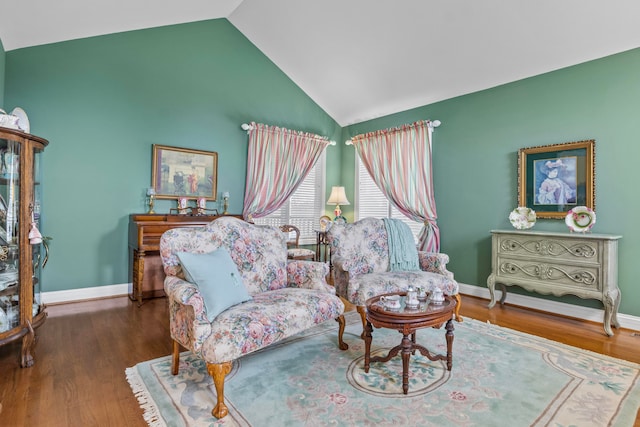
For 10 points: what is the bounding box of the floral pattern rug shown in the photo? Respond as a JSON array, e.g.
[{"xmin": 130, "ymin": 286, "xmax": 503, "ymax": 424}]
[{"xmin": 126, "ymin": 313, "xmax": 640, "ymax": 426}]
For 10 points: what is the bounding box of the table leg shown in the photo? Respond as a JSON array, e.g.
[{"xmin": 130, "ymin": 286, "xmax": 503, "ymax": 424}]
[
  {"xmin": 401, "ymin": 334, "xmax": 413, "ymax": 395},
  {"xmin": 445, "ymin": 319, "xmax": 455, "ymax": 371},
  {"xmin": 364, "ymin": 320, "xmax": 373, "ymax": 373}
]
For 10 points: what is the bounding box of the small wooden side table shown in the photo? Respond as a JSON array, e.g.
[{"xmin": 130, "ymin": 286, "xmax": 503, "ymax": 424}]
[{"xmin": 364, "ymin": 292, "xmax": 456, "ymax": 394}]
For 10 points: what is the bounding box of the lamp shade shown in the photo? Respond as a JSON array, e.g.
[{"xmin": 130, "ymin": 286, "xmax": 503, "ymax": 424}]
[{"xmin": 326, "ymin": 186, "xmax": 350, "ymax": 206}]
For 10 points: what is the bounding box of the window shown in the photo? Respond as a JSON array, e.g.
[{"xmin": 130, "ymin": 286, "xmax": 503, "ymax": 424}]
[
  {"xmin": 355, "ymin": 156, "xmax": 423, "ymax": 240},
  {"xmin": 253, "ymin": 152, "xmax": 325, "ymax": 245}
]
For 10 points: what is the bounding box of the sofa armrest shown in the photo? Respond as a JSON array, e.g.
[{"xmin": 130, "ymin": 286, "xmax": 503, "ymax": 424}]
[
  {"xmin": 286, "ymin": 260, "xmax": 334, "ymax": 293},
  {"xmin": 164, "ymin": 275, "xmax": 213, "ymax": 353},
  {"xmin": 418, "ymin": 252, "xmax": 454, "ymax": 279}
]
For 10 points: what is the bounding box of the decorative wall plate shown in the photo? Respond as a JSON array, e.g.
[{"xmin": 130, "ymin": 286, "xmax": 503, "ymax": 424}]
[
  {"xmin": 10, "ymin": 107, "xmax": 29, "ymax": 133},
  {"xmin": 565, "ymin": 206, "xmax": 596, "ymax": 232},
  {"xmin": 509, "ymin": 207, "xmax": 536, "ymax": 230}
]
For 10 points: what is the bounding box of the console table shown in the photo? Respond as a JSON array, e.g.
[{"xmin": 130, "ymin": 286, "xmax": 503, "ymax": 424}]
[
  {"xmin": 128, "ymin": 213, "xmax": 242, "ymax": 306},
  {"xmin": 487, "ymin": 229, "xmax": 622, "ymax": 336}
]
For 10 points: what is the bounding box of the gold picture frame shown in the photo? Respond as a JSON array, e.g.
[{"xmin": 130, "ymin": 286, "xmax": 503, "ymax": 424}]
[
  {"xmin": 518, "ymin": 139, "xmax": 595, "ymax": 219},
  {"xmin": 151, "ymin": 145, "xmax": 218, "ymax": 200}
]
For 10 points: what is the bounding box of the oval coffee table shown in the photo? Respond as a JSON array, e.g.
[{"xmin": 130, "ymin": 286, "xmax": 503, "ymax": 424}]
[{"xmin": 364, "ymin": 292, "xmax": 456, "ymax": 394}]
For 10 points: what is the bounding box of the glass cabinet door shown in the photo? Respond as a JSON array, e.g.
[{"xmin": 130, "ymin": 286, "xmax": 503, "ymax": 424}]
[
  {"xmin": 0, "ymin": 139, "xmax": 20, "ymax": 332},
  {"xmin": 32, "ymin": 147, "xmax": 44, "ymax": 314}
]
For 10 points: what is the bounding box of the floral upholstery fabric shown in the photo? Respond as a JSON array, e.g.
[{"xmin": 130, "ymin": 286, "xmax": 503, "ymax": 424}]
[
  {"xmin": 328, "ymin": 217, "xmax": 458, "ymax": 306},
  {"xmin": 160, "ymin": 217, "xmax": 344, "ymax": 363}
]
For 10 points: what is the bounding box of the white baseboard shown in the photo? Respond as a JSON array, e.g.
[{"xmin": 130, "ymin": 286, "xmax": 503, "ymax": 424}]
[
  {"xmin": 459, "ymin": 283, "xmax": 640, "ymax": 332},
  {"xmin": 42, "ymin": 282, "xmax": 640, "ymax": 332},
  {"xmin": 42, "ymin": 283, "xmax": 129, "ymax": 304}
]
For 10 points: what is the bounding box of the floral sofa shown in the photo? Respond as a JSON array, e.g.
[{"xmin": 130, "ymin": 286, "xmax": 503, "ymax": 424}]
[
  {"xmin": 328, "ymin": 217, "xmax": 461, "ymax": 348},
  {"xmin": 159, "ymin": 216, "xmax": 345, "ymax": 419}
]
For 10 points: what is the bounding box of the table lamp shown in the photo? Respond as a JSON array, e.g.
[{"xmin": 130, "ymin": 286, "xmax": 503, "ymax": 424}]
[{"xmin": 327, "ymin": 186, "xmax": 350, "ymax": 221}]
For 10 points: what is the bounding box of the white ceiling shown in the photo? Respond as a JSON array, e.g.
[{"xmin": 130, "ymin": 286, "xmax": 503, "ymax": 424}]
[{"xmin": 2, "ymin": 0, "xmax": 640, "ymax": 126}]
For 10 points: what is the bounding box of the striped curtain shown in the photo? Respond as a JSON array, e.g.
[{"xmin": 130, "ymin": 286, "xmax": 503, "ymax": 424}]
[
  {"xmin": 242, "ymin": 122, "xmax": 330, "ymax": 222},
  {"xmin": 351, "ymin": 120, "xmax": 440, "ymax": 252}
]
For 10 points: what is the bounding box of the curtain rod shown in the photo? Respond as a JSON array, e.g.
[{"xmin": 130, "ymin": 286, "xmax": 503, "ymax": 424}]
[
  {"xmin": 344, "ymin": 119, "xmax": 441, "ymax": 145},
  {"xmin": 241, "ymin": 123, "xmax": 336, "ymax": 145}
]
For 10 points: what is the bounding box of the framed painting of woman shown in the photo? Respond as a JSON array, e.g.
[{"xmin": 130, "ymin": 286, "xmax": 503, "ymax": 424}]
[{"xmin": 518, "ymin": 140, "xmax": 595, "ymax": 219}]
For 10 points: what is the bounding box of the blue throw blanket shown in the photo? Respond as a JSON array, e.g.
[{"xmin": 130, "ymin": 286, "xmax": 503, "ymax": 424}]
[{"xmin": 382, "ymin": 218, "xmax": 420, "ymax": 271}]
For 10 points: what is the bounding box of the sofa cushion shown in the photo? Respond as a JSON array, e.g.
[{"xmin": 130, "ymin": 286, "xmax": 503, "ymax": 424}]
[
  {"xmin": 178, "ymin": 248, "xmax": 252, "ymax": 322},
  {"xmin": 199, "ymin": 287, "xmax": 344, "ymax": 363}
]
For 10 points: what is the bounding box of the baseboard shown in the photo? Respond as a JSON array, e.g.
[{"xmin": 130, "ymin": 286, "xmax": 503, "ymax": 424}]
[
  {"xmin": 41, "ymin": 282, "xmax": 640, "ymax": 332},
  {"xmin": 459, "ymin": 283, "xmax": 640, "ymax": 332},
  {"xmin": 42, "ymin": 283, "xmax": 129, "ymax": 304}
]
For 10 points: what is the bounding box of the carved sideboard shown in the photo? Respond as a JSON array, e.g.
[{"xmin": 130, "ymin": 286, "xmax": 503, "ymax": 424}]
[{"xmin": 487, "ymin": 229, "xmax": 622, "ymax": 336}]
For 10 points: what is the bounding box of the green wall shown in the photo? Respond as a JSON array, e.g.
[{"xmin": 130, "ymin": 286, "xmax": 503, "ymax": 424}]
[
  {"xmin": 342, "ymin": 48, "xmax": 640, "ymax": 317},
  {"xmin": 4, "ymin": 19, "xmax": 341, "ymax": 293},
  {"xmin": 4, "ymin": 20, "xmax": 639, "ymax": 318},
  {"xmin": 0, "ymin": 37, "xmax": 5, "ymax": 106}
]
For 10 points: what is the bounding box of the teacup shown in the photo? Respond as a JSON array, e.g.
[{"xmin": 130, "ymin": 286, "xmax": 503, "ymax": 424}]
[
  {"xmin": 380, "ymin": 295, "xmax": 401, "ymax": 310},
  {"xmin": 430, "ymin": 288, "xmax": 445, "ymax": 305}
]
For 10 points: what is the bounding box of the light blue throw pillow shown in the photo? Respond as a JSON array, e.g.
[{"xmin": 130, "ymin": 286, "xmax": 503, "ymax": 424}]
[{"xmin": 177, "ymin": 248, "xmax": 252, "ymax": 322}]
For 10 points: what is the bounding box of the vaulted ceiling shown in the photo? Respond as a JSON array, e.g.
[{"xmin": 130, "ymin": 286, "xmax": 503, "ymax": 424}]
[{"xmin": 2, "ymin": 0, "xmax": 640, "ymax": 126}]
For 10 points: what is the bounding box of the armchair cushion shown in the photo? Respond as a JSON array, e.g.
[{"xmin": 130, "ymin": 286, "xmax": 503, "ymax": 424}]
[{"xmin": 177, "ymin": 248, "xmax": 252, "ymax": 322}]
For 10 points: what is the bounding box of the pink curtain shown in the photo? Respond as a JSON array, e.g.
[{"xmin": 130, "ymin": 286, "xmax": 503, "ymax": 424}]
[
  {"xmin": 242, "ymin": 122, "xmax": 330, "ymax": 222},
  {"xmin": 351, "ymin": 120, "xmax": 440, "ymax": 252}
]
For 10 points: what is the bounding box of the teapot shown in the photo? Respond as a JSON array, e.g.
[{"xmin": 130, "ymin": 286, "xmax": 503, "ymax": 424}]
[{"xmin": 405, "ymin": 285, "xmax": 419, "ymax": 308}]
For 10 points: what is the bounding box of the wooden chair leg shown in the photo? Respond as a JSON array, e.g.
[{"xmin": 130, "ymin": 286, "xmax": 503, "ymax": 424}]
[
  {"xmin": 454, "ymin": 294, "xmax": 463, "ymax": 322},
  {"xmin": 356, "ymin": 305, "xmax": 367, "ymax": 339},
  {"xmin": 171, "ymin": 340, "xmax": 180, "ymax": 375},
  {"xmin": 336, "ymin": 315, "xmax": 348, "ymax": 350},
  {"xmin": 207, "ymin": 361, "xmax": 233, "ymax": 419}
]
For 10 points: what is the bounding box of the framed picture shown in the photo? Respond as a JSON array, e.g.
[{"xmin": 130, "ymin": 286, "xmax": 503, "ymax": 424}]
[
  {"xmin": 518, "ymin": 139, "xmax": 595, "ymax": 219},
  {"xmin": 151, "ymin": 145, "xmax": 218, "ymax": 200}
]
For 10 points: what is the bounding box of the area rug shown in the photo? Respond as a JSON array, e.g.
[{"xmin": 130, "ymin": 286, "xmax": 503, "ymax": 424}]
[{"xmin": 126, "ymin": 313, "xmax": 640, "ymax": 426}]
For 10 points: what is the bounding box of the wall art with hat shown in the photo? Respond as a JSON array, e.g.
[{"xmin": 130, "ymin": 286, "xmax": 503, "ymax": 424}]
[{"xmin": 517, "ymin": 139, "xmax": 595, "ymax": 219}]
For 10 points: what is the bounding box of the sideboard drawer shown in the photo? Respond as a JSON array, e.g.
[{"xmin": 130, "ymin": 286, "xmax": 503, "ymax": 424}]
[
  {"xmin": 494, "ymin": 255, "xmax": 601, "ymax": 293},
  {"xmin": 495, "ymin": 233, "xmax": 601, "ymax": 263}
]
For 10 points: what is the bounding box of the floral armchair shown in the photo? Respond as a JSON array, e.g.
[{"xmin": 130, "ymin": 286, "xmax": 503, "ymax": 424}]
[
  {"xmin": 328, "ymin": 217, "xmax": 461, "ymax": 348},
  {"xmin": 160, "ymin": 217, "xmax": 345, "ymax": 419}
]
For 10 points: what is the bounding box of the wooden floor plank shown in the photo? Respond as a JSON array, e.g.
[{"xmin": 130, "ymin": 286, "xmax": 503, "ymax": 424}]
[{"xmin": 0, "ymin": 294, "xmax": 638, "ymax": 426}]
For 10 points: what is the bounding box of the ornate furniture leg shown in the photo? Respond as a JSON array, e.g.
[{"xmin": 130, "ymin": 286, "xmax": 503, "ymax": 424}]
[
  {"xmin": 445, "ymin": 319, "xmax": 454, "ymax": 371},
  {"xmin": 487, "ymin": 273, "xmax": 497, "ymax": 308},
  {"xmin": 603, "ymin": 289, "xmax": 621, "ymax": 336},
  {"xmin": 207, "ymin": 362, "xmax": 233, "ymax": 419},
  {"xmin": 20, "ymin": 321, "xmax": 36, "ymax": 368},
  {"xmin": 336, "ymin": 315, "xmax": 348, "ymax": 350},
  {"xmin": 356, "ymin": 305, "xmax": 367, "ymax": 339},
  {"xmin": 171, "ymin": 340, "xmax": 180, "ymax": 375},
  {"xmin": 363, "ymin": 320, "xmax": 373, "ymax": 373},
  {"xmin": 453, "ymin": 294, "xmax": 463, "ymax": 322},
  {"xmin": 401, "ymin": 334, "xmax": 412, "ymax": 394}
]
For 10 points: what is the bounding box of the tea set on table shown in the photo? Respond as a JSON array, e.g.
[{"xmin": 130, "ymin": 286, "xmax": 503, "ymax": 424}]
[{"xmin": 379, "ymin": 285, "xmax": 445, "ymax": 311}]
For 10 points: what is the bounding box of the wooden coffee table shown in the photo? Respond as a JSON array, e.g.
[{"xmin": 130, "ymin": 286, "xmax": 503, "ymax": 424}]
[{"xmin": 364, "ymin": 292, "xmax": 456, "ymax": 394}]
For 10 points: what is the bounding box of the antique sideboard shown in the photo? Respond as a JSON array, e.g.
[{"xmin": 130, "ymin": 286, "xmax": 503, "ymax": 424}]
[
  {"xmin": 128, "ymin": 213, "xmax": 242, "ymax": 306},
  {"xmin": 487, "ymin": 229, "xmax": 622, "ymax": 336}
]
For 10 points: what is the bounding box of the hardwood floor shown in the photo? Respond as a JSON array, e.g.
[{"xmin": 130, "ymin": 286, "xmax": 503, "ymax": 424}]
[{"xmin": 0, "ymin": 294, "xmax": 638, "ymax": 426}]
